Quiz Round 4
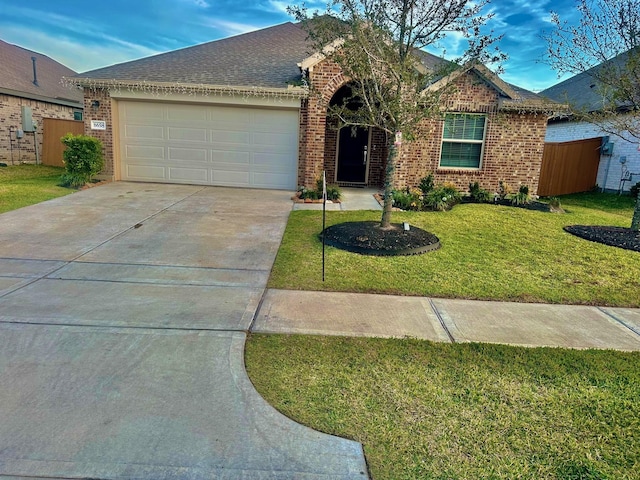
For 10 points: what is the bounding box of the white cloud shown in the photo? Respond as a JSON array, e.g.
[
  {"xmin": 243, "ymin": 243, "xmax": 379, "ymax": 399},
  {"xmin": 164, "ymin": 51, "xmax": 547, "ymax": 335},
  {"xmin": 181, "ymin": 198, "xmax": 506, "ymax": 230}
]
[
  {"xmin": 0, "ymin": 25, "xmax": 161, "ymax": 72},
  {"xmin": 202, "ymin": 18, "xmax": 263, "ymax": 36},
  {"xmin": 268, "ymin": 0, "xmax": 289, "ymax": 14}
]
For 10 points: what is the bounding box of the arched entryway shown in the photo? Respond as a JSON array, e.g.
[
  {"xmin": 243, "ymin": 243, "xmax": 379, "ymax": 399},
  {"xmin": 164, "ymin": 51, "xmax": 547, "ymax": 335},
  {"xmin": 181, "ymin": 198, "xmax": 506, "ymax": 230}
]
[{"xmin": 322, "ymin": 84, "xmax": 387, "ymax": 188}]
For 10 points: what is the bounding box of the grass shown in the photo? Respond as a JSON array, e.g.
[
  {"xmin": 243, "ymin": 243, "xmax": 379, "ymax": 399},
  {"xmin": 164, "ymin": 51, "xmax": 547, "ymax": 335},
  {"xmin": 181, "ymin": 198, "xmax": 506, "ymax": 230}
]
[
  {"xmin": 268, "ymin": 192, "xmax": 639, "ymax": 307},
  {"xmin": 0, "ymin": 164, "xmax": 72, "ymax": 214},
  {"xmin": 246, "ymin": 334, "xmax": 640, "ymax": 480}
]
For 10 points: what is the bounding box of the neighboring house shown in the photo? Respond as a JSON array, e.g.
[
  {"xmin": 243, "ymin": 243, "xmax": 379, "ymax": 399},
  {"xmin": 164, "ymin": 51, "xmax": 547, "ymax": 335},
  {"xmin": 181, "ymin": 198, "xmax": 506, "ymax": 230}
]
[
  {"xmin": 542, "ymin": 51, "xmax": 640, "ymax": 193},
  {"xmin": 73, "ymin": 22, "xmax": 556, "ymax": 193},
  {"xmin": 0, "ymin": 39, "xmax": 83, "ymax": 165}
]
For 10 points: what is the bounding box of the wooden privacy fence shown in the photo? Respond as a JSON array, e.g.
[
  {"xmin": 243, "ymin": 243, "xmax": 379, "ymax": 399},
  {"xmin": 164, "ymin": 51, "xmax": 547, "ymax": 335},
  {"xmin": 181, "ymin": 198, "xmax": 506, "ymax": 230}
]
[
  {"xmin": 42, "ymin": 118, "xmax": 84, "ymax": 167},
  {"xmin": 538, "ymin": 137, "xmax": 602, "ymax": 196}
]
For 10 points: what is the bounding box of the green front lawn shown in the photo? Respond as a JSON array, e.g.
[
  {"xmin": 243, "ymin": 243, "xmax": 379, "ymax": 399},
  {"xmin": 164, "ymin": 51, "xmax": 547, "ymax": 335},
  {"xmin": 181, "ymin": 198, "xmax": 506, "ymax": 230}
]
[
  {"xmin": 268, "ymin": 193, "xmax": 639, "ymax": 307},
  {"xmin": 246, "ymin": 335, "xmax": 640, "ymax": 480},
  {"xmin": 0, "ymin": 165, "xmax": 71, "ymax": 214}
]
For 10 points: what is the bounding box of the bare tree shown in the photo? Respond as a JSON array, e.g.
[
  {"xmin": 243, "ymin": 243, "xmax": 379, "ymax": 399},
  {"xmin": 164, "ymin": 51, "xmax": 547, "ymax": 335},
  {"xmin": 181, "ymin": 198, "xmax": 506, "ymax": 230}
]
[
  {"xmin": 544, "ymin": 0, "xmax": 640, "ymax": 229},
  {"xmin": 290, "ymin": 0, "xmax": 504, "ymax": 228}
]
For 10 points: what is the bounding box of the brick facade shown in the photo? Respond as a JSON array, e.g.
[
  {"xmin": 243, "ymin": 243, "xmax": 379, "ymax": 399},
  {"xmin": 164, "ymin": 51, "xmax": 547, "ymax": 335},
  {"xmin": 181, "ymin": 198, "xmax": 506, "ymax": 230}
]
[
  {"xmin": 0, "ymin": 94, "xmax": 78, "ymax": 164},
  {"xmin": 83, "ymin": 88, "xmax": 116, "ymax": 179},
  {"xmin": 299, "ymin": 61, "xmax": 549, "ymax": 195}
]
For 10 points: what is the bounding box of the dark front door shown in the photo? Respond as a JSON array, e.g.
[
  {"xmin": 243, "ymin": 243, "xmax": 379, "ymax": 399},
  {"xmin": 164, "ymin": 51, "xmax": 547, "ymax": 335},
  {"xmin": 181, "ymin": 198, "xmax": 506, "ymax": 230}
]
[{"xmin": 336, "ymin": 126, "xmax": 369, "ymax": 183}]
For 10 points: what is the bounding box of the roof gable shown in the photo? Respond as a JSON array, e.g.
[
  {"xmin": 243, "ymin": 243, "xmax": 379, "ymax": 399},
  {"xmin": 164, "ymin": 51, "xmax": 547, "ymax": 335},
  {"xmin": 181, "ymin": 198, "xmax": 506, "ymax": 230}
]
[
  {"xmin": 427, "ymin": 62, "xmax": 558, "ymax": 112},
  {"xmin": 0, "ymin": 39, "xmax": 82, "ymax": 106}
]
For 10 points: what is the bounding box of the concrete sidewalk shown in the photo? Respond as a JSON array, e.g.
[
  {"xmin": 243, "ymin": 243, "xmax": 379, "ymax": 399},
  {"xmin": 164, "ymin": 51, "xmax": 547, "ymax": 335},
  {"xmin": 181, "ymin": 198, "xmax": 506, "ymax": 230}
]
[{"xmin": 253, "ymin": 290, "xmax": 640, "ymax": 351}]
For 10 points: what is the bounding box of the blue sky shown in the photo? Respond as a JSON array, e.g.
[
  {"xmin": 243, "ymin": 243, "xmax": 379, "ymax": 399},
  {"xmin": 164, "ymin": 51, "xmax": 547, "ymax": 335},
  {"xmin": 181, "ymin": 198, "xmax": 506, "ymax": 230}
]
[{"xmin": 0, "ymin": 0, "xmax": 579, "ymax": 92}]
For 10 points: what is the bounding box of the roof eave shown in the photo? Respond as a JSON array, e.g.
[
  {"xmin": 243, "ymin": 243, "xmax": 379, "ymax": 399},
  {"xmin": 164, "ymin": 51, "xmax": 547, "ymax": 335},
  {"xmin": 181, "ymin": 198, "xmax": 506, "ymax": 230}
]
[
  {"xmin": 0, "ymin": 87, "xmax": 83, "ymax": 108},
  {"xmin": 67, "ymin": 77, "xmax": 310, "ymax": 99},
  {"xmin": 298, "ymin": 37, "xmax": 345, "ymax": 71},
  {"xmin": 499, "ymin": 99, "xmax": 569, "ymax": 115}
]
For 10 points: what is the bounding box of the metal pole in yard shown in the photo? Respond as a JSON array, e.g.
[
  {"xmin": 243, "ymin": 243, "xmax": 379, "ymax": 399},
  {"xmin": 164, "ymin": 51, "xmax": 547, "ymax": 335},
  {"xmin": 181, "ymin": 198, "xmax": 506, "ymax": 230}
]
[{"xmin": 322, "ymin": 170, "xmax": 327, "ymax": 282}]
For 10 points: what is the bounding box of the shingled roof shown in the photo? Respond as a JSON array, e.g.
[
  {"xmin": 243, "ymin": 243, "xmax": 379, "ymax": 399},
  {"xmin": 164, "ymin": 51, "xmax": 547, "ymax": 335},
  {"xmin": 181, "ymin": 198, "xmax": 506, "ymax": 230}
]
[
  {"xmin": 0, "ymin": 39, "xmax": 82, "ymax": 107},
  {"xmin": 541, "ymin": 48, "xmax": 637, "ymax": 112},
  {"xmin": 79, "ymin": 22, "xmax": 313, "ymax": 90}
]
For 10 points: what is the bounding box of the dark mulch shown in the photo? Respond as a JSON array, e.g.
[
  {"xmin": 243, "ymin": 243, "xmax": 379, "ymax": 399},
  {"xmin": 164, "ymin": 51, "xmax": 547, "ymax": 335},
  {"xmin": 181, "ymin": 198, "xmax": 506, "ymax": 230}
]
[
  {"xmin": 321, "ymin": 221, "xmax": 440, "ymax": 256},
  {"xmin": 564, "ymin": 225, "xmax": 640, "ymax": 252}
]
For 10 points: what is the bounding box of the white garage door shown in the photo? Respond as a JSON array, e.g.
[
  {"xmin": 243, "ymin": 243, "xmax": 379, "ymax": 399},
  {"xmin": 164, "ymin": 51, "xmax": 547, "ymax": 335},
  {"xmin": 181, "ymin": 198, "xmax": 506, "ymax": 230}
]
[{"xmin": 118, "ymin": 101, "xmax": 299, "ymax": 189}]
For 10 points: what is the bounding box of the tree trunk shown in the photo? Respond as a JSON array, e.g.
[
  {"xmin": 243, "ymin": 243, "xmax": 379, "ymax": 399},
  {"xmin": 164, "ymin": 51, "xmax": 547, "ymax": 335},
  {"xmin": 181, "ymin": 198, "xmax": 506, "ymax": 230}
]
[
  {"xmin": 380, "ymin": 142, "xmax": 398, "ymax": 228},
  {"xmin": 632, "ymin": 195, "xmax": 640, "ymax": 231}
]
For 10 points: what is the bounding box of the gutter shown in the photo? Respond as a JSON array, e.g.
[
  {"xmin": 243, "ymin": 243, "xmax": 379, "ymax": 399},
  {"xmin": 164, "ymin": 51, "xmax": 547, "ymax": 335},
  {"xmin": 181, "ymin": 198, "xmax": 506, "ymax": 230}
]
[{"xmin": 66, "ymin": 77, "xmax": 309, "ymax": 100}]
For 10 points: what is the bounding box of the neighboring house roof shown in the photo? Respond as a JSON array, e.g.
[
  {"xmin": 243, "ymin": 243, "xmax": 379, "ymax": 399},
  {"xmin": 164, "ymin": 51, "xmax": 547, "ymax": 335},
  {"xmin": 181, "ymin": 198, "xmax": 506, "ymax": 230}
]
[
  {"xmin": 0, "ymin": 39, "xmax": 83, "ymax": 107},
  {"xmin": 78, "ymin": 22, "xmax": 312, "ymax": 91},
  {"xmin": 541, "ymin": 48, "xmax": 637, "ymax": 112}
]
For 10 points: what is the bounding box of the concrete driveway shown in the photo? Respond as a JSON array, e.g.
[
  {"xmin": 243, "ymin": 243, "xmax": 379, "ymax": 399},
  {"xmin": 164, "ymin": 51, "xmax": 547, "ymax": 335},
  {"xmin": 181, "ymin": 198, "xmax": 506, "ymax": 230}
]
[{"xmin": 0, "ymin": 183, "xmax": 367, "ymax": 479}]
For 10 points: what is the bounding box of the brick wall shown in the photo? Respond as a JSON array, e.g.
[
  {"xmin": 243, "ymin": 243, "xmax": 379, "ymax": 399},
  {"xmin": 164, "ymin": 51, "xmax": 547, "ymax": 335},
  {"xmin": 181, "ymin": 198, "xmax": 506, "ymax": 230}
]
[
  {"xmin": 298, "ymin": 59, "xmax": 347, "ymax": 187},
  {"xmin": 300, "ymin": 62, "xmax": 548, "ymax": 195},
  {"xmin": 83, "ymin": 89, "xmax": 115, "ymax": 178},
  {"xmin": 546, "ymin": 116, "xmax": 640, "ymax": 193},
  {"xmin": 0, "ymin": 94, "xmax": 77, "ymax": 164}
]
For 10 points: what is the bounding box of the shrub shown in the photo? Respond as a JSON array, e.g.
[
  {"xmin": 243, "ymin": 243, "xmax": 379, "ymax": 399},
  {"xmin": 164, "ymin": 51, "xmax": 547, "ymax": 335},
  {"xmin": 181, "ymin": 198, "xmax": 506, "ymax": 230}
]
[
  {"xmin": 424, "ymin": 183, "xmax": 462, "ymax": 211},
  {"xmin": 498, "ymin": 180, "xmax": 512, "ymax": 200},
  {"xmin": 60, "ymin": 134, "xmax": 104, "ymax": 188},
  {"xmin": 392, "ymin": 188, "xmax": 421, "ymax": 210},
  {"xmin": 511, "ymin": 184, "xmax": 531, "ymax": 206},
  {"xmin": 325, "ymin": 185, "xmax": 342, "ymax": 201},
  {"xmin": 418, "ymin": 174, "xmax": 434, "ymax": 196},
  {"xmin": 298, "ymin": 179, "xmax": 342, "ymax": 201},
  {"xmin": 468, "ymin": 181, "xmax": 491, "ymax": 203},
  {"xmin": 549, "ymin": 196, "xmax": 561, "ymax": 209},
  {"xmin": 630, "ymin": 182, "xmax": 640, "ymax": 199},
  {"xmin": 298, "ymin": 186, "xmax": 320, "ymax": 200}
]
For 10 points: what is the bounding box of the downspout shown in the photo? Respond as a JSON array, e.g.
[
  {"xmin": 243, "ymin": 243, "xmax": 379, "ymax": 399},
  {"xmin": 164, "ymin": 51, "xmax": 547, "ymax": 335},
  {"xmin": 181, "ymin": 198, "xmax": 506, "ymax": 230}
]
[{"xmin": 601, "ymin": 154, "xmax": 611, "ymax": 192}]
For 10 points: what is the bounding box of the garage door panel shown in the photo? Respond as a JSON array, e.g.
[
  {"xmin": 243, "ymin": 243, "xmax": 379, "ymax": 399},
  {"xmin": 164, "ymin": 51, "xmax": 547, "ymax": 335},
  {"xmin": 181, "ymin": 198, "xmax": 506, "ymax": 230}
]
[
  {"xmin": 167, "ymin": 106, "xmax": 208, "ymax": 122},
  {"xmin": 168, "ymin": 147, "xmax": 208, "ymax": 163},
  {"xmin": 120, "ymin": 101, "xmax": 298, "ymax": 189},
  {"xmin": 125, "ymin": 125, "xmax": 165, "ymax": 140},
  {"xmin": 212, "ymin": 170, "xmax": 251, "ymax": 186},
  {"xmin": 253, "ymin": 153, "xmax": 292, "ymax": 169},
  {"xmin": 126, "ymin": 165, "xmax": 167, "ymax": 180},
  {"xmin": 168, "ymin": 127, "xmax": 207, "ymax": 142},
  {"xmin": 212, "ymin": 150, "xmax": 251, "ymax": 164},
  {"xmin": 211, "ymin": 130, "xmax": 251, "ymax": 145},
  {"xmin": 254, "ymin": 133, "xmax": 297, "ymax": 148},
  {"xmin": 123, "ymin": 103, "xmax": 166, "ymax": 121},
  {"xmin": 168, "ymin": 167, "xmax": 209, "ymax": 183},
  {"xmin": 251, "ymin": 172, "xmax": 295, "ymax": 189},
  {"xmin": 126, "ymin": 145, "xmax": 165, "ymax": 160}
]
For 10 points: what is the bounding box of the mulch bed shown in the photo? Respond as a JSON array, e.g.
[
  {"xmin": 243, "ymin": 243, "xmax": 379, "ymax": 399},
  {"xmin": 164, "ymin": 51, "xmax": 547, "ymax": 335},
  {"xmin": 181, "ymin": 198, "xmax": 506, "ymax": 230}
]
[
  {"xmin": 564, "ymin": 225, "xmax": 640, "ymax": 253},
  {"xmin": 321, "ymin": 221, "xmax": 440, "ymax": 256}
]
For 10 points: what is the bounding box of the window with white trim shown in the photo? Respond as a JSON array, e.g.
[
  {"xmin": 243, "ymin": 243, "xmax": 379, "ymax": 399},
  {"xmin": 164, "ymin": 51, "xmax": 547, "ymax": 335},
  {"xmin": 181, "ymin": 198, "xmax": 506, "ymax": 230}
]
[{"xmin": 440, "ymin": 113, "xmax": 487, "ymax": 169}]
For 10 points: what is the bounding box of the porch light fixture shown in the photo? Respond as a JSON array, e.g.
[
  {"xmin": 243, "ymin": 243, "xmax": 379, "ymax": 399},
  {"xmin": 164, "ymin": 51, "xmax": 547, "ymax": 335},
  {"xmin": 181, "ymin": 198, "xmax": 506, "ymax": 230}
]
[{"xmin": 91, "ymin": 100, "xmax": 100, "ymax": 109}]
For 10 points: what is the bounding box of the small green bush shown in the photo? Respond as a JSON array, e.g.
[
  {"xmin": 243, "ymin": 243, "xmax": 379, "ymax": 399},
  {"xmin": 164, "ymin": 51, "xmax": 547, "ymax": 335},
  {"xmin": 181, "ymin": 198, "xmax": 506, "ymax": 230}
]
[
  {"xmin": 424, "ymin": 183, "xmax": 462, "ymax": 211},
  {"xmin": 418, "ymin": 174, "xmax": 434, "ymax": 196},
  {"xmin": 630, "ymin": 181, "xmax": 640, "ymax": 199},
  {"xmin": 468, "ymin": 181, "xmax": 491, "ymax": 203},
  {"xmin": 511, "ymin": 184, "xmax": 531, "ymax": 206},
  {"xmin": 60, "ymin": 134, "xmax": 104, "ymax": 188},
  {"xmin": 392, "ymin": 188, "xmax": 421, "ymax": 210},
  {"xmin": 298, "ymin": 179, "xmax": 342, "ymax": 201}
]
